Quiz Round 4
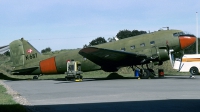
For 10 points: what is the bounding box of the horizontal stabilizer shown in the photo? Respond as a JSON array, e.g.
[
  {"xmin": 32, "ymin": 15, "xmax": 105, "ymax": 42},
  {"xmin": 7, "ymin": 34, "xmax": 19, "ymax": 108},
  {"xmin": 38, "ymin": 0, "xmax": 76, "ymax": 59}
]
[
  {"xmin": 12, "ymin": 67, "xmax": 38, "ymax": 75},
  {"xmin": 0, "ymin": 45, "xmax": 9, "ymax": 54}
]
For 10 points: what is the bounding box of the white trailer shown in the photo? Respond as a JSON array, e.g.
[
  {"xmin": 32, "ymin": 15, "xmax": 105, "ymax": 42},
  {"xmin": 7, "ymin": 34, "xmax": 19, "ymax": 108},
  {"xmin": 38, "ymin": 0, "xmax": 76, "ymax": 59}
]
[{"xmin": 173, "ymin": 54, "xmax": 200, "ymax": 75}]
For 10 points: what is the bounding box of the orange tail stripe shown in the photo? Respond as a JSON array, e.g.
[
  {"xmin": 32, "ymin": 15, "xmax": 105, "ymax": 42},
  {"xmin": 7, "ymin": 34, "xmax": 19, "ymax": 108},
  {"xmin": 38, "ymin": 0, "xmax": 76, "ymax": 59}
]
[{"xmin": 40, "ymin": 57, "xmax": 57, "ymax": 74}]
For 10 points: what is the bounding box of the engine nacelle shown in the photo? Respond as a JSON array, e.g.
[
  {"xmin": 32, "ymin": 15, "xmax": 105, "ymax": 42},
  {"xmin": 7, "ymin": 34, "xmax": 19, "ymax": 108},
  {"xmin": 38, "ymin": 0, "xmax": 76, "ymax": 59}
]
[
  {"xmin": 151, "ymin": 47, "xmax": 169, "ymax": 64},
  {"xmin": 157, "ymin": 48, "xmax": 169, "ymax": 61}
]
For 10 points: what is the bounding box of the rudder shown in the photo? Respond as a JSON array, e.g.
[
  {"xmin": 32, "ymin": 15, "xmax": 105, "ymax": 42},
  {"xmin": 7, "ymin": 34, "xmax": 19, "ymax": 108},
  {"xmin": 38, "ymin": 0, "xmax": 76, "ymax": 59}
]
[{"xmin": 9, "ymin": 38, "xmax": 42, "ymax": 67}]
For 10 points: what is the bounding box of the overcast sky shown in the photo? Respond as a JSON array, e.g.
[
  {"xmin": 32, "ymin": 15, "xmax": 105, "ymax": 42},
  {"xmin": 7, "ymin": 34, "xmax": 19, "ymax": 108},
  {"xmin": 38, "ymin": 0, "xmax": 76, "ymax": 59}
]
[{"xmin": 0, "ymin": 0, "xmax": 199, "ymax": 51}]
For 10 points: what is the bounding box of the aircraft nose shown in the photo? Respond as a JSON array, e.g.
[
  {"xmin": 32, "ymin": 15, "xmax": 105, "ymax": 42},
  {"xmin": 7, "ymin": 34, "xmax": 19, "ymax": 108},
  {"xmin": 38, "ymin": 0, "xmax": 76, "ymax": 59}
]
[{"xmin": 179, "ymin": 35, "xmax": 196, "ymax": 49}]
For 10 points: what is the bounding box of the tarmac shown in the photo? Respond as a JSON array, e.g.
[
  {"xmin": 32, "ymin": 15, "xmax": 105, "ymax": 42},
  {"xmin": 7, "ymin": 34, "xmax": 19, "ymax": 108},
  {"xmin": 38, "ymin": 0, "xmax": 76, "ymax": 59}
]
[{"xmin": 2, "ymin": 75, "xmax": 200, "ymax": 112}]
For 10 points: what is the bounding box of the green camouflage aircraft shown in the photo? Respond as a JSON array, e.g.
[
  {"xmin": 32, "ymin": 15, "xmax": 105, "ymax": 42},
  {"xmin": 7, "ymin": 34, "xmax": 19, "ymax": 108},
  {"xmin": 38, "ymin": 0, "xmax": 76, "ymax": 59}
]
[
  {"xmin": 79, "ymin": 29, "xmax": 196, "ymax": 78},
  {"xmin": 9, "ymin": 29, "xmax": 196, "ymax": 79}
]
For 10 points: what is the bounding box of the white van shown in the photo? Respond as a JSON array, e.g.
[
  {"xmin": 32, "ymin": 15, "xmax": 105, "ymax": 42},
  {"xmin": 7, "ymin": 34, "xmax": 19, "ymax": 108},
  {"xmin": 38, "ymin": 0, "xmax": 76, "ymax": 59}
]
[{"xmin": 173, "ymin": 54, "xmax": 200, "ymax": 75}]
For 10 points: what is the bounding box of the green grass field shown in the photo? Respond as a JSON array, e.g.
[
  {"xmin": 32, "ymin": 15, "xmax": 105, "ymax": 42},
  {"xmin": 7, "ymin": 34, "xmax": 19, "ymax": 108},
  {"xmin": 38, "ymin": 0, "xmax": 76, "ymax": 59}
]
[{"xmin": 0, "ymin": 84, "xmax": 27, "ymax": 112}]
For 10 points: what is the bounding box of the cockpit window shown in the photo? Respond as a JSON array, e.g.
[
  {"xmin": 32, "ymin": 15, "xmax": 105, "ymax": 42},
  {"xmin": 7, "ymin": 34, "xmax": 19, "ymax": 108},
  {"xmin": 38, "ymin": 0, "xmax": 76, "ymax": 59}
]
[{"xmin": 173, "ymin": 32, "xmax": 185, "ymax": 37}]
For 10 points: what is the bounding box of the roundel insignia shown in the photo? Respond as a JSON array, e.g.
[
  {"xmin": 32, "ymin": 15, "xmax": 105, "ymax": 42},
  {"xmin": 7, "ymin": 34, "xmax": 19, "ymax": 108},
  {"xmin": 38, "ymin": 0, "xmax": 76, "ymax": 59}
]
[{"xmin": 27, "ymin": 49, "xmax": 33, "ymax": 53}]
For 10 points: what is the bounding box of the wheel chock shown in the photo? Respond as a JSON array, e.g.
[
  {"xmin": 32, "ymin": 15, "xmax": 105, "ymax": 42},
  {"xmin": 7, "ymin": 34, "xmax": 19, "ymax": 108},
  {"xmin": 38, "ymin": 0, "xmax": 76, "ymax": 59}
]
[{"xmin": 75, "ymin": 79, "xmax": 83, "ymax": 82}]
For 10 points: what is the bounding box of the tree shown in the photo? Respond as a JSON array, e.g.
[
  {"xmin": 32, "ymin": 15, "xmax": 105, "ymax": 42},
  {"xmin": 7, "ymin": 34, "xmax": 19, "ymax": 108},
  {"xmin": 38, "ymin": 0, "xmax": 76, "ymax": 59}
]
[
  {"xmin": 107, "ymin": 37, "xmax": 116, "ymax": 42},
  {"xmin": 83, "ymin": 44, "xmax": 88, "ymax": 48},
  {"xmin": 184, "ymin": 38, "xmax": 200, "ymax": 54},
  {"xmin": 88, "ymin": 37, "xmax": 107, "ymax": 46},
  {"xmin": 116, "ymin": 29, "xmax": 147, "ymax": 39},
  {"xmin": 116, "ymin": 29, "xmax": 132, "ymax": 39},
  {"xmin": 41, "ymin": 47, "xmax": 51, "ymax": 53},
  {"xmin": 132, "ymin": 30, "xmax": 147, "ymax": 36},
  {"xmin": 4, "ymin": 51, "xmax": 10, "ymax": 56}
]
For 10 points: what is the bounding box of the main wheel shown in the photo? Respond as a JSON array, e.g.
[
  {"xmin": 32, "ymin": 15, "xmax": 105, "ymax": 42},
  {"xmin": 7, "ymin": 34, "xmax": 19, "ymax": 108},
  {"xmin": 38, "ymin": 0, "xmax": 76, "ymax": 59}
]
[
  {"xmin": 189, "ymin": 67, "xmax": 199, "ymax": 75},
  {"xmin": 139, "ymin": 69, "xmax": 150, "ymax": 79}
]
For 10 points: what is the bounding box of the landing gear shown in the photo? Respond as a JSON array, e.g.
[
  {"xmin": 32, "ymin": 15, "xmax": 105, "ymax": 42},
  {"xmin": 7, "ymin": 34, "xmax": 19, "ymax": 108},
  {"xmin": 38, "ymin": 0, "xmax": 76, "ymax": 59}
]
[
  {"xmin": 139, "ymin": 69, "xmax": 155, "ymax": 79},
  {"xmin": 33, "ymin": 75, "xmax": 38, "ymax": 80},
  {"xmin": 132, "ymin": 64, "xmax": 156, "ymax": 79},
  {"xmin": 33, "ymin": 74, "xmax": 43, "ymax": 80},
  {"xmin": 139, "ymin": 69, "xmax": 150, "ymax": 79}
]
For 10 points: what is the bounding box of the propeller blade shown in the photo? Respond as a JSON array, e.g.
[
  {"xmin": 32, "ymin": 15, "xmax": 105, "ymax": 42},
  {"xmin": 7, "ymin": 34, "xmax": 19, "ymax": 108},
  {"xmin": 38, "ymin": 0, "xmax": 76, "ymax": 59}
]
[{"xmin": 169, "ymin": 49, "xmax": 175, "ymax": 67}]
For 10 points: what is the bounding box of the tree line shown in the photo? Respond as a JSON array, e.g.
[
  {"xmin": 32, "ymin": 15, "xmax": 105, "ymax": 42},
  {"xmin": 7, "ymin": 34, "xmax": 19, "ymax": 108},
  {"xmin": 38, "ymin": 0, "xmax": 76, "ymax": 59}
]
[{"xmin": 83, "ymin": 29, "xmax": 147, "ymax": 48}]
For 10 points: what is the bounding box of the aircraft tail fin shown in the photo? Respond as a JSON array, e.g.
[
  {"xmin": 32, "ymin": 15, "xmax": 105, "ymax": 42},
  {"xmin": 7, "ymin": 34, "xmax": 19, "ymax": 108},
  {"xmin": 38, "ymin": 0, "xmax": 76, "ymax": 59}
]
[{"xmin": 9, "ymin": 38, "xmax": 42, "ymax": 67}]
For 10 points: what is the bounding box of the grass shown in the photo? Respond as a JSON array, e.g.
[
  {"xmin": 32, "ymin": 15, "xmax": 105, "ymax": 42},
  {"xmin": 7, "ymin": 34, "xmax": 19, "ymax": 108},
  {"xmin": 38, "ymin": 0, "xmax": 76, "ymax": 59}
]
[{"xmin": 0, "ymin": 84, "xmax": 27, "ymax": 112}]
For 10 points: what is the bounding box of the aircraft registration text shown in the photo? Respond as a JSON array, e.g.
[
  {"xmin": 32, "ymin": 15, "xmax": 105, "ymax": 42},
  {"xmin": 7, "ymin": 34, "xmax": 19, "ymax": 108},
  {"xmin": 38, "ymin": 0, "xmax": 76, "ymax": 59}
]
[{"xmin": 26, "ymin": 53, "xmax": 37, "ymax": 60}]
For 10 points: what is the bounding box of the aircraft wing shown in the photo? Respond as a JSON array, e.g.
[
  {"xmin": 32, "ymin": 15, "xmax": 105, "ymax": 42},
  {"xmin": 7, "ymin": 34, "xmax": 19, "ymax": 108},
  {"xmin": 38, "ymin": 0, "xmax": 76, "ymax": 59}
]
[
  {"xmin": 79, "ymin": 47, "xmax": 147, "ymax": 68},
  {"xmin": 0, "ymin": 45, "xmax": 9, "ymax": 54}
]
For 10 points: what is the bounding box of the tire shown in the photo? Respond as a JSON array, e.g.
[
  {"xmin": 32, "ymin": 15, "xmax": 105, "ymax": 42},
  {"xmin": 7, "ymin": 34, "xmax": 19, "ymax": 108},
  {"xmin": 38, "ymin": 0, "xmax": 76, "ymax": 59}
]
[
  {"xmin": 189, "ymin": 67, "xmax": 199, "ymax": 75},
  {"xmin": 140, "ymin": 69, "xmax": 150, "ymax": 79},
  {"xmin": 33, "ymin": 76, "xmax": 38, "ymax": 80}
]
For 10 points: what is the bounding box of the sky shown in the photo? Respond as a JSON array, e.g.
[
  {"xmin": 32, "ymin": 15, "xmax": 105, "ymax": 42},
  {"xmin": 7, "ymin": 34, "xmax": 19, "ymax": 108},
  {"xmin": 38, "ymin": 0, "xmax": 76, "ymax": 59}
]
[{"xmin": 0, "ymin": 0, "xmax": 200, "ymax": 51}]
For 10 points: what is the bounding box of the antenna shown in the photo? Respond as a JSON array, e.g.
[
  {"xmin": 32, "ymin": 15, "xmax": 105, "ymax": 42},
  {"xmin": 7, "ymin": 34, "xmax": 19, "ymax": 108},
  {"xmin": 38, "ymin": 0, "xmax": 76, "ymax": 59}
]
[
  {"xmin": 196, "ymin": 12, "xmax": 198, "ymax": 54},
  {"xmin": 163, "ymin": 27, "xmax": 169, "ymax": 30}
]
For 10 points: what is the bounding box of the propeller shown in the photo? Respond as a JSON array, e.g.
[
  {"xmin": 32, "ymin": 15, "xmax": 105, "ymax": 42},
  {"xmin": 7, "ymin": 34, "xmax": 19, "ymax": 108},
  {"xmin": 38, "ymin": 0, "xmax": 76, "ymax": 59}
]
[
  {"xmin": 168, "ymin": 49, "xmax": 185, "ymax": 71},
  {"xmin": 168, "ymin": 49, "xmax": 175, "ymax": 67},
  {"xmin": 177, "ymin": 50, "xmax": 184, "ymax": 72}
]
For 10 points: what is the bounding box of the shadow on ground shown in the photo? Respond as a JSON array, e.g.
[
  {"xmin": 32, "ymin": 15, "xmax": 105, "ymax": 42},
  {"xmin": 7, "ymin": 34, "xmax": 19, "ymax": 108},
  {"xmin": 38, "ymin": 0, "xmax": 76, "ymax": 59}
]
[
  {"xmin": 54, "ymin": 73, "xmax": 138, "ymax": 82},
  {"xmin": 0, "ymin": 104, "xmax": 26, "ymax": 112},
  {"xmin": 0, "ymin": 73, "xmax": 25, "ymax": 81},
  {"xmin": 1, "ymin": 99, "xmax": 200, "ymax": 112},
  {"xmin": 0, "ymin": 72, "xmax": 196, "ymax": 82}
]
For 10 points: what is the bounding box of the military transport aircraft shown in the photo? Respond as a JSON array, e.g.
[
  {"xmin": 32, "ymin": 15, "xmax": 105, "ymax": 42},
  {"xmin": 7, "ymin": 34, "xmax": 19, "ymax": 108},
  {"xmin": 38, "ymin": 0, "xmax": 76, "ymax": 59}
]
[
  {"xmin": 9, "ymin": 29, "xmax": 196, "ymax": 79},
  {"xmin": 79, "ymin": 29, "xmax": 196, "ymax": 78}
]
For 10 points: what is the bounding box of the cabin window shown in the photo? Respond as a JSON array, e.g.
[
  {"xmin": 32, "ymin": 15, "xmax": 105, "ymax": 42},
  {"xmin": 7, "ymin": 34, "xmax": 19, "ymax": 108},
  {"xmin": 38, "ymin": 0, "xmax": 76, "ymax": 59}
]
[
  {"xmin": 150, "ymin": 41, "xmax": 155, "ymax": 45},
  {"xmin": 121, "ymin": 48, "xmax": 125, "ymax": 51},
  {"xmin": 130, "ymin": 45, "xmax": 135, "ymax": 49},
  {"xmin": 140, "ymin": 43, "xmax": 145, "ymax": 47}
]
